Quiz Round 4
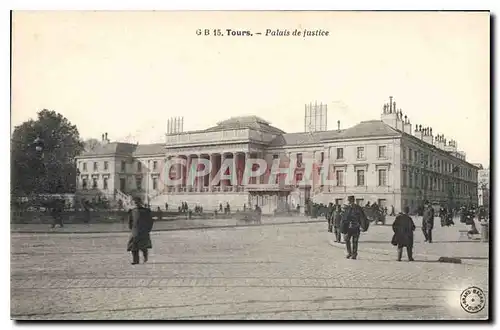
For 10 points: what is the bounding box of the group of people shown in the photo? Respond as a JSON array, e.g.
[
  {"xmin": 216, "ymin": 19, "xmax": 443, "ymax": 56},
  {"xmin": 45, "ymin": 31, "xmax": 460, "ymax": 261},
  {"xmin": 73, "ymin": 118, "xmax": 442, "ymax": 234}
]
[
  {"xmin": 325, "ymin": 198, "xmax": 488, "ymax": 262},
  {"xmin": 219, "ymin": 202, "xmax": 231, "ymax": 215},
  {"xmin": 325, "ymin": 196, "xmax": 370, "ymax": 260}
]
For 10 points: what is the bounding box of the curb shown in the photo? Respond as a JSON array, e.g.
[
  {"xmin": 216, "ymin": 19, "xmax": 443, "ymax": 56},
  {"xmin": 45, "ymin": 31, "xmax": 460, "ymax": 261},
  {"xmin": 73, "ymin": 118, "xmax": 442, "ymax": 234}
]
[
  {"xmin": 327, "ymin": 239, "xmax": 486, "ymax": 267},
  {"xmin": 11, "ymin": 220, "xmax": 324, "ymax": 235}
]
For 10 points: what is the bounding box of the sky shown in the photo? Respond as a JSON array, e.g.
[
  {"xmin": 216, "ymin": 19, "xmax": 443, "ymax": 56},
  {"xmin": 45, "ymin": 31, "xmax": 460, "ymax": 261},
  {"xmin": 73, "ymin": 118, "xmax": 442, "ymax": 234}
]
[{"xmin": 11, "ymin": 11, "xmax": 490, "ymax": 166}]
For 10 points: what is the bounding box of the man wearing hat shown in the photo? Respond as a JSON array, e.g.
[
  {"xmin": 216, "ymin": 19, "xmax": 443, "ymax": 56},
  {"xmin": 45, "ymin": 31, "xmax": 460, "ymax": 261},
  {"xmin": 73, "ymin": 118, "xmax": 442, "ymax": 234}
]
[
  {"xmin": 127, "ymin": 197, "xmax": 154, "ymax": 265},
  {"xmin": 422, "ymin": 201, "xmax": 435, "ymax": 243},
  {"xmin": 340, "ymin": 195, "xmax": 369, "ymax": 259}
]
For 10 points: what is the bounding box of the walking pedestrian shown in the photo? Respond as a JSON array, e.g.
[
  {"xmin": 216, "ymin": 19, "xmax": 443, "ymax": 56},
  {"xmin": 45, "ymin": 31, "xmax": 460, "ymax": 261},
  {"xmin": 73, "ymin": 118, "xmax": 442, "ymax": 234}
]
[
  {"xmin": 333, "ymin": 204, "xmax": 343, "ymax": 243},
  {"xmin": 391, "ymin": 206, "xmax": 415, "ymax": 261},
  {"xmin": 50, "ymin": 199, "xmax": 64, "ymax": 228},
  {"xmin": 341, "ymin": 196, "xmax": 369, "ymax": 259},
  {"xmin": 127, "ymin": 197, "xmax": 154, "ymax": 265},
  {"xmin": 326, "ymin": 202, "xmax": 334, "ymax": 232},
  {"xmin": 254, "ymin": 204, "xmax": 262, "ymax": 224},
  {"xmin": 390, "ymin": 205, "xmax": 396, "ymax": 216},
  {"xmin": 83, "ymin": 200, "xmax": 91, "ymax": 224},
  {"xmin": 422, "ymin": 201, "xmax": 435, "ymax": 243}
]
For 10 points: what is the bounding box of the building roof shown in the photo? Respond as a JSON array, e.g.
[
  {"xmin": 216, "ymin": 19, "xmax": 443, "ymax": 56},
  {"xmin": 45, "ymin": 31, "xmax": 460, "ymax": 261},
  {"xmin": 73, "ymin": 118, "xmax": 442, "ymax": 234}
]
[
  {"xmin": 132, "ymin": 143, "xmax": 165, "ymax": 156},
  {"xmin": 79, "ymin": 142, "xmax": 137, "ymax": 157},
  {"xmin": 204, "ymin": 115, "xmax": 285, "ymax": 135},
  {"xmin": 270, "ymin": 120, "xmax": 401, "ymax": 147},
  {"xmin": 269, "ymin": 131, "xmax": 338, "ymax": 147},
  {"xmin": 335, "ymin": 120, "xmax": 401, "ymax": 139}
]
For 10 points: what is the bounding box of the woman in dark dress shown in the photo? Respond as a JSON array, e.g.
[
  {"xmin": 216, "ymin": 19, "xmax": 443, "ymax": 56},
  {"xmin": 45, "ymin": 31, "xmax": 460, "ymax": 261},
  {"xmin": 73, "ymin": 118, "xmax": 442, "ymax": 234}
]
[{"xmin": 127, "ymin": 197, "xmax": 154, "ymax": 265}]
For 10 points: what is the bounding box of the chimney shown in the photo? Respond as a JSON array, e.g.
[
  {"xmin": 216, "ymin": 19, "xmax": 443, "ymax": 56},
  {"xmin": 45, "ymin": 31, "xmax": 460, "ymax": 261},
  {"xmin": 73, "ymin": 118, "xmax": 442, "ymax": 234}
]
[
  {"xmin": 101, "ymin": 134, "xmax": 104, "ymax": 142},
  {"xmin": 381, "ymin": 96, "xmax": 399, "ymax": 129},
  {"xmin": 403, "ymin": 115, "xmax": 412, "ymax": 134},
  {"xmin": 422, "ymin": 127, "xmax": 434, "ymax": 145},
  {"xmin": 337, "ymin": 120, "xmax": 341, "ymax": 132},
  {"xmin": 414, "ymin": 124, "xmax": 423, "ymax": 140},
  {"xmin": 105, "ymin": 132, "xmax": 108, "ymax": 142},
  {"xmin": 445, "ymin": 139, "xmax": 458, "ymax": 153}
]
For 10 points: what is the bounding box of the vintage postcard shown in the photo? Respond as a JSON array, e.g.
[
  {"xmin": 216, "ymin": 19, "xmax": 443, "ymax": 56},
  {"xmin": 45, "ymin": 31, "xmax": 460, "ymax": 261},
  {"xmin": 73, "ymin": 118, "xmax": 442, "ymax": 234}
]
[{"xmin": 10, "ymin": 11, "xmax": 490, "ymax": 320}]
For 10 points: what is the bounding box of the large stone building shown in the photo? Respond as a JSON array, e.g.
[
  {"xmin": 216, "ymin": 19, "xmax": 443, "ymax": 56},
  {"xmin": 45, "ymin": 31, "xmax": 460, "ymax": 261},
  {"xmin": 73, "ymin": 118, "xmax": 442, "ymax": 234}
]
[{"xmin": 75, "ymin": 98, "xmax": 479, "ymax": 213}]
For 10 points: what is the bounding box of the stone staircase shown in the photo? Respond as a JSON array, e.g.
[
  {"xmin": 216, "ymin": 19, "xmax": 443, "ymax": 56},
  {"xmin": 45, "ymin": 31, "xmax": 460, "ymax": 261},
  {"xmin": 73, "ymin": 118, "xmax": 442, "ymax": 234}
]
[{"xmin": 115, "ymin": 189, "xmax": 134, "ymax": 210}]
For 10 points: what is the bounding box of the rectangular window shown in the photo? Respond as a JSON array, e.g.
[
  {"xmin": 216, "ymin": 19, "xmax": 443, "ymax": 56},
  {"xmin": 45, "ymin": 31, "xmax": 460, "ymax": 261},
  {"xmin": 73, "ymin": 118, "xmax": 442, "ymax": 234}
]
[
  {"xmin": 120, "ymin": 178, "xmax": 126, "ymax": 191},
  {"xmin": 136, "ymin": 176, "xmax": 142, "ymax": 191},
  {"xmin": 335, "ymin": 198, "xmax": 343, "ymax": 205},
  {"xmin": 403, "ymin": 148, "xmax": 407, "ymax": 160},
  {"xmin": 409, "ymin": 148, "xmax": 413, "ymax": 162},
  {"xmin": 378, "ymin": 146, "xmax": 387, "ymax": 158},
  {"xmin": 93, "ymin": 162, "xmax": 98, "ymax": 171},
  {"xmin": 104, "ymin": 161, "xmax": 109, "ymax": 170},
  {"xmin": 296, "ymin": 153, "xmax": 303, "ymax": 167},
  {"xmin": 153, "ymin": 161, "xmax": 158, "ymax": 170},
  {"xmin": 414, "ymin": 151, "xmax": 417, "ymax": 163},
  {"xmin": 82, "ymin": 178, "xmax": 88, "ymax": 189},
  {"xmin": 83, "ymin": 163, "xmax": 87, "ymax": 171},
  {"xmin": 402, "ymin": 169, "xmax": 407, "ymax": 187},
  {"xmin": 356, "ymin": 147, "xmax": 365, "ymax": 159},
  {"xmin": 121, "ymin": 161, "xmax": 126, "ymax": 172},
  {"xmin": 336, "ymin": 148, "xmax": 344, "ymax": 160},
  {"xmin": 378, "ymin": 169, "xmax": 387, "ymax": 186},
  {"xmin": 273, "ymin": 154, "xmax": 279, "ymax": 159},
  {"xmin": 92, "ymin": 178, "xmax": 98, "ymax": 189},
  {"xmin": 356, "ymin": 170, "xmax": 365, "ymax": 186},
  {"xmin": 103, "ymin": 177, "xmax": 108, "ymax": 190},
  {"xmin": 409, "ymin": 172, "xmax": 413, "ymax": 188},
  {"xmin": 336, "ymin": 170, "xmax": 344, "ymax": 186},
  {"xmin": 355, "ymin": 198, "xmax": 364, "ymax": 206},
  {"xmin": 153, "ymin": 177, "xmax": 158, "ymax": 190},
  {"xmin": 137, "ymin": 161, "xmax": 142, "ymax": 172},
  {"xmin": 320, "ymin": 152, "xmax": 324, "ymax": 163}
]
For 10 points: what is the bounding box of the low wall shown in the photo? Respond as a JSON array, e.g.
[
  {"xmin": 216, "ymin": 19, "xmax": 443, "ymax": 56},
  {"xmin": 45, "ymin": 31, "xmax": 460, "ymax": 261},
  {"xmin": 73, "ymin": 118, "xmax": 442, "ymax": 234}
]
[{"xmin": 10, "ymin": 211, "xmax": 234, "ymax": 224}]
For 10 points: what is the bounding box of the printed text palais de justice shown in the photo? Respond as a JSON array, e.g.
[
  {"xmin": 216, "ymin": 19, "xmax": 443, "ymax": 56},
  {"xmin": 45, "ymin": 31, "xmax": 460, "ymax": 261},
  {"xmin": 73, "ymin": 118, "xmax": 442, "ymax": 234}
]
[{"xmin": 196, "ymin": 29, "xmax": 330, "ymax": 37}]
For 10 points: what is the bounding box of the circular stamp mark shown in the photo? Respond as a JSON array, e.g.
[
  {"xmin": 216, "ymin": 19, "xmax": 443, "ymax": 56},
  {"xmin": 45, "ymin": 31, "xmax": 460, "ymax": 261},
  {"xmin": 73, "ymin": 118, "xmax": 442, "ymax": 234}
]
[{"xmin": 460, "ymin": 286, "xmax": 486, "ymax": 313}]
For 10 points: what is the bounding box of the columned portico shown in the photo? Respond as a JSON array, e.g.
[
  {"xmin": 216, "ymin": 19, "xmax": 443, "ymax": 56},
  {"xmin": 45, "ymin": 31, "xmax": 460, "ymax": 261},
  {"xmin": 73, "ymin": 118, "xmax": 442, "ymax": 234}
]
[{"xmin": 166, "ymin": 151, "xmax": 253, "ymax": 193}]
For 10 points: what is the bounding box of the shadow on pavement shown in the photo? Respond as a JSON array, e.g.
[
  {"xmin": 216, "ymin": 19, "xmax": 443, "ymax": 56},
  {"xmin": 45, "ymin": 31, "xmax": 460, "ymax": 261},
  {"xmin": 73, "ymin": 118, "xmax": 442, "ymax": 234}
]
[
  {"xmin": 431, "ymin": 240, "xmax": 483, "ymax": 243},
  {"xmin": 451, "ymin": 256, "xmax": 488, "ymax": 260}
]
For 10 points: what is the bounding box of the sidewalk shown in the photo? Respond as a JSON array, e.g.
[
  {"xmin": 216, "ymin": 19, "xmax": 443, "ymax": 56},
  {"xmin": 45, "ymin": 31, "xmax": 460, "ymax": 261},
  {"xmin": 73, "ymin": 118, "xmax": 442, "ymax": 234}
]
[
  {"xmin": 11, "ymin": 215, "xmax": 323, "ymax": 234},
  {"xmin": 328, "ymin": 217, "xmax": 489, "ymax": 266}
]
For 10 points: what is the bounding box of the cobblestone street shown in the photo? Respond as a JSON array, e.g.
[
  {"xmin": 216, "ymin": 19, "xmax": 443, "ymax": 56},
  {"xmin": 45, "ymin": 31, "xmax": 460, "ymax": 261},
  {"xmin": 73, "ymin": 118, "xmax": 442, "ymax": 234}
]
[{"xmin": 11, "ymin": 219, "xmax": 489, "ymax": 320}]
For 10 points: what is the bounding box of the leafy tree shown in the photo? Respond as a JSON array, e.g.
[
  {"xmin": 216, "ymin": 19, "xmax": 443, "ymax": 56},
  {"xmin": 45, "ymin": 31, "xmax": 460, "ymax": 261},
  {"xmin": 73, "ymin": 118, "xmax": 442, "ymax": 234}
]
[
  {"xmin": 11, "ymin": 109, "xmax": 85, "ymax": 195},
  {"xmin": 83, "ymin": 138, "xmax": 102, "ymax": 152}
]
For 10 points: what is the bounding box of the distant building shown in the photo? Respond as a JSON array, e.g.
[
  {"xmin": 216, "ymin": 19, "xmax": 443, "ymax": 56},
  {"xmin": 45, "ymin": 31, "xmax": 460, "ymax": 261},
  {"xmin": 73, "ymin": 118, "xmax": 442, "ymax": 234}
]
[
  {"xmin": 474, "ymin": 164, "xmax": 490, "ymax": 207},
  {"xmin": 75, "ymin": 97, "xmax": 480, "ymax": 213}
]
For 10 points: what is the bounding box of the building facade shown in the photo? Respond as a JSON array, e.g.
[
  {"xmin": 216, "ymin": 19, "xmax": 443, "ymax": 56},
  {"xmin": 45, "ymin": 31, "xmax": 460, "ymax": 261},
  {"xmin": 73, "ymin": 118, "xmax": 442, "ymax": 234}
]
[
  {"xmin": 474, "ymin": 164, "xmax": 490, "ymax": 207},
  {"xmin": 75, "ymin": 98, "xmax": 479, "ymax": 213}
]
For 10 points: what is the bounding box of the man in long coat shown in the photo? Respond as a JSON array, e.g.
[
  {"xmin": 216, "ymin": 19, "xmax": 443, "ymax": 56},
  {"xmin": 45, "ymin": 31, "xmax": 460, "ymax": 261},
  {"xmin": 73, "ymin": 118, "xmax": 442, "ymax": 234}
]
[
  {"xmin": 332, "ymin": 204, "xmax": 343, "ymax": 243},
  {"xmin": 326, "ymin": 202, "xmax": 334, "ymax": 232},
  {"xmin": 422, "ymin": 201, "xmax": 435, "ymax": 243},
  {"xmin": 392, "ymin": 206, "xmax": 415, "ymax": 261},
  {"xmin": 127, "ymin": 197, "xmax": 154, "ymax": 265},
  {"xmin": 341, "ymin": 196, "xmax": 369, "ymax": 259}
]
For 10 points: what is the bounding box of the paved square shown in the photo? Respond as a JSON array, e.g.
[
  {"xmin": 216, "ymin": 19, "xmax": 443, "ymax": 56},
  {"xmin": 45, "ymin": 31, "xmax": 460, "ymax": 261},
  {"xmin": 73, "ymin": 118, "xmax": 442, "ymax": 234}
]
[{"xmin": 11, "ymin": 220, "xmax": 489, "ymax": 320}]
